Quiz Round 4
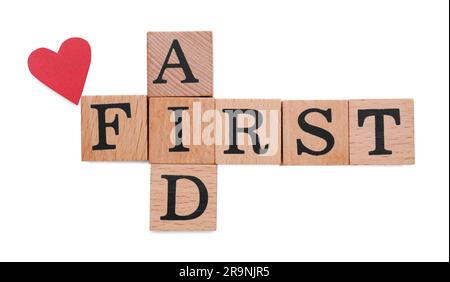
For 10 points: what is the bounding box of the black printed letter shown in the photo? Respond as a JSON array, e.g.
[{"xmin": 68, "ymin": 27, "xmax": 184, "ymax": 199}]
[
  {"xmin": 160, "ymin": 175, "xmax": 208, "ymax": 220},
  {"xmin": 358, "ymin": 109, "xmax": 401, "ymax": 155},
  {"xmin": 168, "ymin": 107, "xmax": 190, "ymax": 152},
  {"xmin": 297, "ymin": 108, "xmax": 335, "ymax": 156},
  {"xmin": 153, "ymin": 39, "xmax": 199, "ymax": 84},
  {"xmin": 90, "ymin": 103, "xmax": 131, "ymax": 150},
  {"xmin": 222, "ymin": 109, "xmax": 269, "ymax": 155}
]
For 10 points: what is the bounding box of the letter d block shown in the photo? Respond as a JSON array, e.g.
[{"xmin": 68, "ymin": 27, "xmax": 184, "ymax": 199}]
[
  {"xmin": 81, "ymin": 95, "xmax": 148, "ymax": 161},
  {"xmin": 349, "ymin": 99, "xmax": 415, "ymax": 165},
  {"xmin": 150, "ymin": 165, "xmax": 217, "ymax": 231},
  {"xmin": 147, "ymin": 31, "xmax": 213, "ymax": 97}
]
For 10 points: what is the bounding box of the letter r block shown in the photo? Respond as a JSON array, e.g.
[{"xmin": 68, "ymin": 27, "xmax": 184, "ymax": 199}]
[
  {"xmin": 349, "ymin": 99, "xmax": 415, "ymax": 165},
  {"xmin": 150, "ymin": 165, "xmax": 217, "ymax": 231},
  {"xmin": 215, "ymin": 99, "xmax": 281, "ymax": 164},
  {"xmin": 81, "ymin": 95, "xmax": 148, "ymax": 161},
  {"xmin": 147, "ymin": 31, "xmax": 213, "ymax": 97}
]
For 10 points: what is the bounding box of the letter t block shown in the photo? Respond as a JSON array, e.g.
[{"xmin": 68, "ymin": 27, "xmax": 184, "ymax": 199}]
[{"xmin": 349, "ymin": 99, "xmax": 415, "ymax": 165}]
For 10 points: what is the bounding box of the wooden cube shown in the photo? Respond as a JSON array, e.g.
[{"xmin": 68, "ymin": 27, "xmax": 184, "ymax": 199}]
[
  {"xmin": 283, "ymin": 100, "xmax": 349, "ymax": 165},
  {"xmin": 150, "ymin": 164, "xmax": 217, "ymax": 231},
  {"xmin": 215, "ymin": 99, "xmax": 281, "ymax": 164},
  {"xmin": 81, "ymin": 95, "xmax": 148, "ymax": 161},
  {"xmin": 147, "ymin": 31, "xmax": 213, "ymax": 97},
  {"xmin": 149, "ymin": 97, "xmax": 215, "ymax": 164},
  {"xmin": 349, "ymin": 99, "xmax": 415, "ymax": 165}
]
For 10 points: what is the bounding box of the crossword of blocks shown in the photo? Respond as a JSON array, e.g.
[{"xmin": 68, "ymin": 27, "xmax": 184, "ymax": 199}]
[{"xmin": 80, "ymin": 31, "xmax": 415, "ymax": 231}]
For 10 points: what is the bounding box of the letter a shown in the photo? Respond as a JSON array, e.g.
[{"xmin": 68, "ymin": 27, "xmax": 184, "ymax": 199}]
[{"xmin": 153, "ymin": 39, "xmax": 199, "ymax": 84}]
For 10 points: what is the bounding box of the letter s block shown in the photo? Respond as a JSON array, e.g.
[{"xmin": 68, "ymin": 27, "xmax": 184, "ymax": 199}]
[
  {"xmin": 147, "ymin": 31, "xmax": 213, "ymax": 97},
  {"xmin": 81, "ymin": 95, "xmax": 148, "ymax": 161},
  {"xmin": 283, "ymin": 100, "xmax": 349, "ymax": 165},
  {"xmin": 349, "ymin": 99, "xmax": 415, "ymax": 165},
  {"xmin": 150, "ymin": 165, "xmax": 217, "ymax": 231}
]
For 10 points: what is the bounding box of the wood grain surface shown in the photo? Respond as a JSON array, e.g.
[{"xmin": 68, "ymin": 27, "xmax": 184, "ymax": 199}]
[
  {"xmin": 147, "ymin": 31, "xmax": 213, "ymax": 97},
  {"xmin": 283, "ymin": 100, "xmax": 349, "ymax": 165},
  {"xmin": 215, "ymin": 99, "xmax": 281, "ymax": 164},
  {"xmin": 349, "ymin": 99, "xmax": 415, "ymax": 165},
  {"xmin": 150, "ymin": 164, "xmax": 217, "ymax": 231},
  {"xmin": 149, "ymin": 97, "xmax": 215, "ymax": 164},
  {"xmin": 81, "ymin": 95, "xmax": 148, "ymax": 161}
]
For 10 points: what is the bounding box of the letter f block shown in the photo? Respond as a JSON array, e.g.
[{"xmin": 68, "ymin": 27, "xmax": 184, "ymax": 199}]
[{"xmin": 81, "ymin": 95, "xmax": 148, "ymax": 161}]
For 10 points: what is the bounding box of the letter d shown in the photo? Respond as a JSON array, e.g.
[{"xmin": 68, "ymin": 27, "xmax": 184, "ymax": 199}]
[{"xmin": 160, "ymin": 174, "xmax": 208, "ymax": 220}]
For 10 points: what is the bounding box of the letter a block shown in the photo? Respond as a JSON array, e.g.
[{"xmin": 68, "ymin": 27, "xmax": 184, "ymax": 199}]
[
  {"xmin": 147, "ymin": 31, "xmax": 213, "ymax": 97},
  {"xmin": 81, "ymin": 95, "xmax": 148, "ymax": 161},
  {"xmin": 349, "ymin": 99, "xmax": 415, "ymax": 165},
  {"xmin": 283, "ymin": 100, "xmax": 349, "ymax": 165},
  {"xmin": 150, "ymin": 165, "xmax": 217, "ymax": 231},
  {"xmin": 215, "ymin": 99, "xmax": 281, "ymax": 164},
  {"xmin": 149, "ymin": 97, "xmax": 215, "ymax": 164}
]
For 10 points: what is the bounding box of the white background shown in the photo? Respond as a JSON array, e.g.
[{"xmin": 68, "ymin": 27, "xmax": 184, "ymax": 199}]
[{"xmin": 0, "ymin": 0, "xmax": 448, "ymax": 262}]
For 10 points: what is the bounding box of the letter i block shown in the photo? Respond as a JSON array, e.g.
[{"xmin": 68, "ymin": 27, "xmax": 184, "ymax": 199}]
[
  {"xmin": 81, "ymin": 95, "xmax": 148, "ymax": 161},
  {"xmin": 147, "ymin": 31, "xmax": 213, "ymax": 97},
  {"xmin": 149, "ymin": 97, "xmax": 215, "ymax": 164},
  {"xmin": 150, "ymin": 165, "xmax": 217, "ymax": 231},
  {"xmin": 349, "ymin": 99, "xmax": 415, "ymax": 165},
  {"xmin": 283, "ymin": 100, "xmax": 349, "ymax": 165},
  {"xmin": 215, "ymin": 99, "xmax": 282, "ymax": 164}
]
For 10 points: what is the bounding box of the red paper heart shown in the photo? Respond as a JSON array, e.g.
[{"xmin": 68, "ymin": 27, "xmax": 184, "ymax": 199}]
[{"xmin": 28, "ymin": 37, "xmax": 91, "ymax": 105}]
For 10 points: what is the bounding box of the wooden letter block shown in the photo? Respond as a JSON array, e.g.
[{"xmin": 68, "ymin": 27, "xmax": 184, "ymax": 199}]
[
  {"xmin": 215, "ymin": 99, "xmax": 281, "ymax": 164},
  {"xmin": 81, "ymin": 95, "xmax": 148, "ymax": 161},
  {"xmin": 349, "ymin": 99, "xmax": 415, "ymax": 165},
  {"xmin": 283, "ymin": 100, "xmax": 349, "ymax": 165},
  {"xmin": 149, "ymin": 97, "xmax": 215, "ymax": 164},
  {"xmin": 147, "ymin": 31, "xmax": 213, "ymax": 97},
  {"xmin": 150, "ymin": 165, "xmax": 217, "ymax": 231}
]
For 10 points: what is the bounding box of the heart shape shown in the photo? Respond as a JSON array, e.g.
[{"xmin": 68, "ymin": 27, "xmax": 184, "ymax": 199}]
[{"xmin": 28, "ymin": 37, "xmax": 91, "ymax": 105}]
